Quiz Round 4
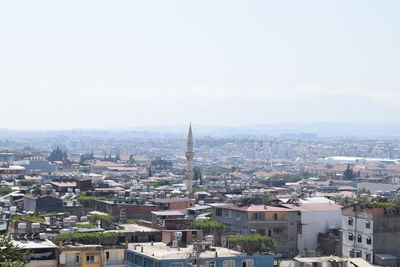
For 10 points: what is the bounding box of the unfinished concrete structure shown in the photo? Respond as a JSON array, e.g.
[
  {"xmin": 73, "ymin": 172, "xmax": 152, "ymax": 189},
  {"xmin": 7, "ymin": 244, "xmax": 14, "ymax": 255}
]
[{"xmin": 341, "ymin": 203, "xmax": 400, "ymax": 266}]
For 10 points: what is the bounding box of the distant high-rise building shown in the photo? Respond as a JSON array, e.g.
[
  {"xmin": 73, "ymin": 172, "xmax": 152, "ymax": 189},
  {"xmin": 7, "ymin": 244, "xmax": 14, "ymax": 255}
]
[{"xmin": 186, "ymin": 124, "xmax": 194, "ymax": 194}]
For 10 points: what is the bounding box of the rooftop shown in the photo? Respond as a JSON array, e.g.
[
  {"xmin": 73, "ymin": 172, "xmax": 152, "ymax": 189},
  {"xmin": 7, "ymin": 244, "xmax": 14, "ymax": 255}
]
[
  {"xmin": 118, "ymin": 223, "xmax": 159, "ymax": 232},
  {"xmin": 128, "ymin": 242, "xmax": 244, "ymax": 260},
  {"xmin": 154, "ymin": 198, "xmax": 192, "ymax": 204},
  {"xmin": 11, "ymin": 238, "xmax": 57, "ymax": 249}
]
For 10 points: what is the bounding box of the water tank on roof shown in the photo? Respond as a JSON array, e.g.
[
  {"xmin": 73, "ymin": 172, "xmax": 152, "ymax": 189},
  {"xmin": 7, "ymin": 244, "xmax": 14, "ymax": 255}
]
[
  {"xmin": 199, "ymin": 200, "xmax": 205, "ymax": 205},
  {"xmin": 32, "ymin": 223, "xmax": 40, "ymax": 233},
  {"xmin": 80, "ymin": 216, "xmax": 87, "ymax": 222},
  {"xmin": 39, "ymin": 233, "xmax": 46, "ymax": 240},
  {"xmin": 18, "ymin": 223, "xmax": 27, "ymax": 234},
  {"xmin": 9, "ymin": 206, "xmax": 17, "ymax": 215},
  {"xmin": 205, "ymin": 235, "xmax": 214, "ymax": 243},
  {"xmin": 68, "ymin": 188, "xmax": 73, "ymax": 193},
  {"xmin": 174, "ymin": 231, "xmax": 182, "ymax": 239},
  {"xmin": 60, "ymin": 229, "xmax": 70, "ymax": 234}
]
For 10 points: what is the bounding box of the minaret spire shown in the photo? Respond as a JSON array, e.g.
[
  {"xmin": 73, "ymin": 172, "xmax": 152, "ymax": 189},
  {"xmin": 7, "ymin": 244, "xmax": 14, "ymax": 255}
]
[{"xmin": 186, "ymin": 123, "xmax": 194, "ymax": 194}]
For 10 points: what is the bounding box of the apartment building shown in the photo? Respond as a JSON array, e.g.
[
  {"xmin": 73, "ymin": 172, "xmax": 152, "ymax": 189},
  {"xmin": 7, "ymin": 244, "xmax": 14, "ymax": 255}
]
[
  {"xmin": 212, "ymin": 204, "xmax": 300, "ymax": 257},
  {"xmin": 341, "ymin": 203, "xmax": 400, "ymax": 265}
]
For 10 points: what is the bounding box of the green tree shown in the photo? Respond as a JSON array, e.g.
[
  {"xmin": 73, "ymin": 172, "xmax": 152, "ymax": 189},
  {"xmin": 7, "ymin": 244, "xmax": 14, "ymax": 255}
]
[
  {"xmin": 343, "ymin": 164, "xmax": 358, "ymax": 180},
  {"xmin": 0, "ymin": 234, "xmax": 29, "ymax": 265},
  {"xmin": 48, "ymin": 147, "xmax": 67, "ymax": 161},
  {"xmin": 194, "ymin": 166, "xmax": 203, "ymax": 185},
  {"xmin": 192, "ymin": 220, "xmax": 224, "ymax": 234},
  {"xmin": 0, "ymin": 187, "xmax": 13, "ymax": 196},
  {"xmin": 80, "ymin": 151, "xmax": 94, "ymax": 164},
  {"xmin": 227, "ymin": 235, "xmax": 275, "ymax": 255},
  {"xmin": 127, "ymin": 154, "xmax": 135, "ymax": 166}
]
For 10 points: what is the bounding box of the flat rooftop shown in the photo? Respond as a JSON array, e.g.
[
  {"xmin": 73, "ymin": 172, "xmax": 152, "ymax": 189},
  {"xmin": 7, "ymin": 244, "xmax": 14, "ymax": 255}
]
[
  {"xmin": 12, "ymin": 238, "xmax": 57, "ymax": 249},
  {"xmin": 128, "ymin": 242, "xmax": 244, "ymax": 260},
  {"xmin": 119, "ymin": 223, "xmax": 159, "ymax": 232}
]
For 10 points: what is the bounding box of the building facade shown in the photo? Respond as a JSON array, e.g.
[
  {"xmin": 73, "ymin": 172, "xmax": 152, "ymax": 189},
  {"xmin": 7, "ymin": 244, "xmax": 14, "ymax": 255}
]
[
  {"xmin": 212, "ymin": 204, "xmax": 300, "ymax": 257},
  {"xmin": 341, "ymin": 204, "xmax": 400, "ymax": 264}
]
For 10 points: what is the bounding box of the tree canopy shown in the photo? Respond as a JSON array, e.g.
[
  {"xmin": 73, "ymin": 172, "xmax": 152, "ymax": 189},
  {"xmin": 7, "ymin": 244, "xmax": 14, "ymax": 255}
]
[
  {"xmin": 343, "ymin": 164, "xmax": 360, "ymax": 180},
  {"xmin": 192, "ymin": 220, "xmax": 224, "ymax": 234},
  {"xmin": 0, "ymin": 187, "xmax": 13, "ymax": 196},
  {"xmin": 0, "ymin": 234, "xmax": 29, "ymax": 265},
  {"xmin": 48, "ymin": 147, "xmax": 67, "ymax": 162},
  {"xmin": 227, "ymin": 235, "xmax": 275, "ymax": 255},
  {"xmin": 80, "ymin": 152, "xmax": 95, "ymax": 164}
]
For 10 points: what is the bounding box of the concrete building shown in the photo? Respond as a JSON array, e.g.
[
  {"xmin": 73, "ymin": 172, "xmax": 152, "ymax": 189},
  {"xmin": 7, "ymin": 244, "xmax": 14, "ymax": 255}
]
[
  {"xmin": 294, "ymin": 256, "xmax": 374, "ymax": 267},
  {"xmin": 153, "ymin": 198, "xmax": 195, "ymax": 210},
  {"xmin": 212, "ymin": 204, "xmax": 300, "ymax": 257},
  {"xmin": 12, "ymin": 238, "xmax": 58, "ymax": 267},
  {"xmin": 281, "ymin": 201, "xmax": 342, "ymax": 254},
  {"xmin": 126, "ymin": 242, "xmax": 277, "ymax": 267},
  {"xmin": 95, "ymin": 200, "xmax": 159, "ymax": 221},
  {"xmin": 58, "ymin": 243, "xmax": 126, "ymax": 267},
  {"xmin": 341, "ymin": 203, "xmax": 400, "ymax": 265}
]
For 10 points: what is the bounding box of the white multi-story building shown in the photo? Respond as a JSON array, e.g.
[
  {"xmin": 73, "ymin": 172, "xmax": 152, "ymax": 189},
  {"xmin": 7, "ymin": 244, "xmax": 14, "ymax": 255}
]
[
  {"xmin": 341, "ymin": 204, "xmax": 400, "ymax": 265},
  {"xmin": 341, "ymin": 209, "xmax": 374, "ymax": 262}
]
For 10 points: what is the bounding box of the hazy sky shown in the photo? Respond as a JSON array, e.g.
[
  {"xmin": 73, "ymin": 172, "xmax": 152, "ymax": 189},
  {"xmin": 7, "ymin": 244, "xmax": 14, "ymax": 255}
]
[{"xmin": 1, "ymin": 0, "xmax": 400, "ymax": 129}]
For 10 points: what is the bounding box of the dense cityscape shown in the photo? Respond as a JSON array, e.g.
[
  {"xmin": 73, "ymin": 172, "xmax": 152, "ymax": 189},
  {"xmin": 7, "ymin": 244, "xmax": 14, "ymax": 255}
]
[
  {"xmin": 1, "ymin": 125, "xmax": 400, "ymax": 266},
  {"xmin": 2, "ymin": 1, "xmax": 400, "ymax": 266}
]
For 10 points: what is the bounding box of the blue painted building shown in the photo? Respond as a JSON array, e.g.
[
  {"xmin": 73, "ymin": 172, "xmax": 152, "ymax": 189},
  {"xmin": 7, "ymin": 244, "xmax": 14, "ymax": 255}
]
[{"xmin": 125, "ymin": 242, "xmax": 277, "ymax": 267}]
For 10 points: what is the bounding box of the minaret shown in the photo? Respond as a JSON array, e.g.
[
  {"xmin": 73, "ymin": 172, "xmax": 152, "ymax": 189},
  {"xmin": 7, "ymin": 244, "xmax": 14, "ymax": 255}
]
[{"xmin": 186, "ymin": 124, "xmax": 194, "ymax": 194}]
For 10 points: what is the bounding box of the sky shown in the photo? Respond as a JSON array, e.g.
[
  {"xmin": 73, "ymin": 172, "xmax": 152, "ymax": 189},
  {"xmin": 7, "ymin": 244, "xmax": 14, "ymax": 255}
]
[{"xmin": 0, "ymin": 0, "xmax": 400, "ymax": 129}]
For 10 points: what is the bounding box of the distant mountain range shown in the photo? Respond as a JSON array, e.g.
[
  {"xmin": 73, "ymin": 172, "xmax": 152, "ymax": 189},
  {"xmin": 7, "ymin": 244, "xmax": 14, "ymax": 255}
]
[{"xmin": 1, "ymin": 123, "xmax": 400, "ymax": 139}]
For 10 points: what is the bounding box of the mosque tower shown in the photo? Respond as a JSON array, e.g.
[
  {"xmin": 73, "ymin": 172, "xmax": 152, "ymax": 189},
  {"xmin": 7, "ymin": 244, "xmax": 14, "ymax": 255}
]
[{"xmin": 186, "ymin": 124, "xmax": 194, "ymax": 194}]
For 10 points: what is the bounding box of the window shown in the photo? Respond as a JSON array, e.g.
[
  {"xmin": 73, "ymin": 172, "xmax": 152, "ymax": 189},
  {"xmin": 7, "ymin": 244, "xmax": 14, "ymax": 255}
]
[
  {"xmin": 216, "ymin": 209, "xmax": 222, "ymax": 216},
  {"xmin": 366, "ymin": 253, "xmax": 372, "ymax": 262},
  {"xmin": 357, "ymin": 235, "xmax": 362, "ymax": 243},
  {"xmin": 105, "ymin": 251, "xmax": 110, "ymax": 261},
  {"xmin": 273, "ymin": 213, "xmax": 278, "ymax": 220},
  {"xmin": 205, "ymin": 261, "xmax": 216, "ymax": 267},
  {"xmin": 242, "ymin": 259, "xmax": 254, "ymax": 267},
  {"xmin": 252, "ymin": 212, "xmax": 263, "ymax": 220},
  {"xmin": 366, "ymin": 236, "xmax": 372, "ymax": 245},
  {"xmin": 75, "ymin": 253, "xmax": 80, "ymax": 263},
  {"xmin": 223, "ymin": 260, "xmax": 235, "ymax": 267},
  {"xmin": 86, "ymin": 254, "xmax": 99, "ymax": 264},
  {"xmin": 348, "ymin": 233, "xmax": 353, "ymax": 241},
  {"xmin": 290, "ymin": 221, "xmax": 294, "ymax": 226},
  {"xmin": 348, "ymin": 218, "xmax": 353, "ymax": 226},
  {"xmin": 365, "ymin": 220, "xmax": 371, "ymax": 229},
  {"xmin": 171, "ymin": 263, "xmax": 183, "ymax": 267},
  {"xmin": 268, "ymin": 229, "xmax": 272, "ymax": 237},
  {"xmin": 349, "ymin": 250, "xmax": 361, "ymax": 258},
  {"xmin": 290, "ymin": 236, "xmax": 295, "ymax": 242}
]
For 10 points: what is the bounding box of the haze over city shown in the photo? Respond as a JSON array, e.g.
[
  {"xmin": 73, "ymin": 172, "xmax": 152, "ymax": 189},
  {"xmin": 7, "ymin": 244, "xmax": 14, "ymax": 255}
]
[{"xmin": 1, "ymin": 0, "xmax": 400, "ymax": 129}]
